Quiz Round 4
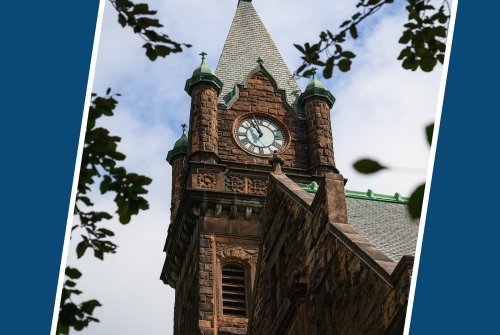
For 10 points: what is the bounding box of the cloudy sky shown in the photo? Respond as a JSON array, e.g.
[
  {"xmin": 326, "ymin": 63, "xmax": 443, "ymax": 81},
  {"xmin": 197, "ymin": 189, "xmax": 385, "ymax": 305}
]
[{"xmin": 62, "ymin": 0, "xmax": 445, "ymax": 334}]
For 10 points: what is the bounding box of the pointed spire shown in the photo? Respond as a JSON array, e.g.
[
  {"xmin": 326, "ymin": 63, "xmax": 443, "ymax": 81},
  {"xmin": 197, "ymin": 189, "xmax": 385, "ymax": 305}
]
[{"xmin": 215, "ymin": 0, "xmax": 303, "ymax": 116}]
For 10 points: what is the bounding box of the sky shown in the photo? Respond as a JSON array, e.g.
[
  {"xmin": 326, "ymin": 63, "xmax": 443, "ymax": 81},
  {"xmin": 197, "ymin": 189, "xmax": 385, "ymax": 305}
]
[{"xmin": 63, "ymin": 0, "xmax": 445, "ymax": 334}]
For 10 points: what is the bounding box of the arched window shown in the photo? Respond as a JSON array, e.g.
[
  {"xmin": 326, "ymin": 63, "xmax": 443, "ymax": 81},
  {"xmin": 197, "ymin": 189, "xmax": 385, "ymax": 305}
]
[{"xmin": 221, "ymin": 263, "xmax": 247, "ymax": 317}]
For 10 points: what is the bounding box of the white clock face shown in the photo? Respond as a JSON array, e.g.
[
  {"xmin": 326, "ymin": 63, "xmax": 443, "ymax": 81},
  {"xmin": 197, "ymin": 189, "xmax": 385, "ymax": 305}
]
[{"xmin": 235, "ymin": 115, "xmax": 287, "ymax": 156}]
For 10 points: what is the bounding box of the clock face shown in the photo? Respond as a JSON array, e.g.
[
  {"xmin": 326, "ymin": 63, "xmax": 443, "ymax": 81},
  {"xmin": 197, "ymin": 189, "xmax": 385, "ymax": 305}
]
[{"xmin": 234, "ymin": 114, "xmax": 288, "ymax": 156}]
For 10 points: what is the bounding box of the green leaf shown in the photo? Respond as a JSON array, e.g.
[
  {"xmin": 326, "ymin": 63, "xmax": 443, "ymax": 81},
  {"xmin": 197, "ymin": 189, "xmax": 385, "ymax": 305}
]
[
  {"xmin": 65, "ymin": 280, "xmax": 77, "ymax": 288},
  {"xmin": 419, "ymin": 56, "xmax": 437, "ymax": 72},
  {"xmin": 349, "ymin": 25, "xmax": 358, "ymax": 39},
  {"xmin": 353, "ymin": 159, "xmax": 386, "ymax": 174},
  {"xmin": 76, "ymin": 240, "xmax": 88, "ymax": 258},
  {"xmin": 97, "ymin": 228, "xmax": 115, "ymax": 237},
  {"xmin": 155, "ymin": 45, "xmax": 171, "ymax": 57},
  {"xmin": 341, "ymin": 51, "xmax": 356, "ymax": 59},
  {"xmin": 143, "ymin": 43, "xmax": 157, "ymax": 61},
  {"xmin": 81, "ymin": 300, "xmax": 102, "ymax": 314},
  {"xmin": 57, "ymin": 322, "xmax": 70, "ymax": 335},
  {"xmin": 426, "ymin": 123, "xmax": 434, "ymax": 146},
  {"xmin": 338, "ymin": 58, "xmax": 352, "ymax": 72},
  {"xmin": 408, "ymin": 184, "xmax": 425, "ymax": 219},
  {"xmin": 117, "ymin": 13, "xmax": 126, "ymax": 28},
  {"xmin": 65, "ymin": 267, "xmax": 82, "ymax": 279},
  {"xmin": 323, "ymin": 57, "xmax": 334, "ymax": 79},
  {"xmin": 339, "ymin": 20, "xmax": 351, "ymax": 28}
]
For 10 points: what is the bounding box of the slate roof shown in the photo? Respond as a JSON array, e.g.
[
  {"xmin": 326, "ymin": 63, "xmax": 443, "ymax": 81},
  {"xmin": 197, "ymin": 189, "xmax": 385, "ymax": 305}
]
[
  {"xmin": 345, "ymin": 197, "xmax": 420, "ymax": 263},
  {"xmin": 215, "ymin": 0, "xmax": 304, "ymax": 117}
]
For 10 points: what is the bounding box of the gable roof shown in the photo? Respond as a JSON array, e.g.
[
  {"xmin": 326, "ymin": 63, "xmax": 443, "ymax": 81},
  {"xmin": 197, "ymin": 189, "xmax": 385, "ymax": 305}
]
[
  {"xmin": 215, "ymin": 0, "xmax": 304, "ymax": 117},
  {"xmin": 298, "ymin": 182, "xmax": 419, "ymax": 263},
  {"xmin": 346, "ymin": 198, "xmax": 419, "ymax": 262}
]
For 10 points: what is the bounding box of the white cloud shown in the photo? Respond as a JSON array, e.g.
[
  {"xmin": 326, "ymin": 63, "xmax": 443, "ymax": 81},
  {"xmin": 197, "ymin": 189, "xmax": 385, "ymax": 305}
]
[{"xmin": 64, "ymin": 1, "xmax": 445, "ymax": 334}]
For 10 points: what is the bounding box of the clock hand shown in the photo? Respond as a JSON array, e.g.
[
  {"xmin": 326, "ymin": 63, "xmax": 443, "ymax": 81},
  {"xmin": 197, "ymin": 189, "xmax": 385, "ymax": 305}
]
[{"xmin": 251, "ymin": 116, "xmax": 263, "ymax": 137}]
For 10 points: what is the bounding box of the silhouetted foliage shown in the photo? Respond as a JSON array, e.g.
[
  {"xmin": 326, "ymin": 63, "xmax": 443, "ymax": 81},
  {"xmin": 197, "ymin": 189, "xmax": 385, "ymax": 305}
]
[
  {"xmin": 110, "ymin": 0, "xmax": 191, "ymax": 61},
  {"xmin": 294, "ymin": 0, "xmax": 450, "ymax": 79},
  {"xmin": 57, "ymin": 91, "xmax": 152, "ymax": 334}
]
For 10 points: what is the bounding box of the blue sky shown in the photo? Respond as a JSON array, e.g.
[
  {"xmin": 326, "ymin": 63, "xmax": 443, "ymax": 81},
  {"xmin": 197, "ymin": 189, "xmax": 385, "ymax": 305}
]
[{"xmin": 62, "ymin": 0, "xmax": 445, "ymax": 334}]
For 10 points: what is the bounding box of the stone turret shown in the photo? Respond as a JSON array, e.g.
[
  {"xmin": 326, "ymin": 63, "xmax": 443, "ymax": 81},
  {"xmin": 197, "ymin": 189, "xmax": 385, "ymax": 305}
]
[
  {"xmin": 184, "ymin": 52, "xmax": 223, "ymax": 161},
  {"xmin": 166, "ymin": 124, "xmax": 188, "ymax": 223},
  {"xmin": 298, "ymin": 71, "xmax": 337, "ymax": 175}
]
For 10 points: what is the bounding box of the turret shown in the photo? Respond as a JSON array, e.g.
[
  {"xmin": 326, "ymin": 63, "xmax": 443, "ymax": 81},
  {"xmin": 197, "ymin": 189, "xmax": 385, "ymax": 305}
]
[
  {"xmin": 297, "ymin": 70, "xmax": 337, "ymax": 175},
  {"xmin": 184, "ymin": 52, "xmax": 223, "ymax": 161},
  {"xmin": 166, "ymin": 124, "xmax": 188, "ymax": 223}
]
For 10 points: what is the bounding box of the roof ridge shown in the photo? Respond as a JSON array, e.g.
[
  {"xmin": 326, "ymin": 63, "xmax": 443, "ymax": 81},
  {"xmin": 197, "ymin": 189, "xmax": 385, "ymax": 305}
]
[{"xmin": 296, "ymin": 182, "xmax": 409, "ymax": 204}]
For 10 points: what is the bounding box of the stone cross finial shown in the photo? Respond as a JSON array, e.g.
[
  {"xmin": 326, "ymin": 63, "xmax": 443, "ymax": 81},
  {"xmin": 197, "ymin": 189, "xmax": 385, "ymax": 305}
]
[
  {"xmin": 268, "ymin": 150, "xmax": 285, "ymax": 174},
  {"xmin": 181, "ymin": 123, "xmax": 187, "ymax": 134},
  {"xmin": 199, "ymin": 51, "xmax": 207, "ymax": 61},
  {"xmin": 310, "ymin": 67, "xmax": 317, "ymax": 76},
  {"xmin": 257, "ymin": 57, "xmax": 264, "ymax": 66}
]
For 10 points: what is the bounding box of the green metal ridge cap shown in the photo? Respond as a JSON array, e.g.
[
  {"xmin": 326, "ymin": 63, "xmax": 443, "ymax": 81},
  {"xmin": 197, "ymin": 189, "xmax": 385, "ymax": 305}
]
[{"xmin": 296, "ymin": 181, "xmax": 408, "ymax": 204}]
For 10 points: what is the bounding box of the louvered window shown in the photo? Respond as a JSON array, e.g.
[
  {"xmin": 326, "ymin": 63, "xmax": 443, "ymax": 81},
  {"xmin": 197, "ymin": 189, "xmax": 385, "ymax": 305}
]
[{"xmin": 221, "ymin": 264, "xmax": 247, "ymax": 317}]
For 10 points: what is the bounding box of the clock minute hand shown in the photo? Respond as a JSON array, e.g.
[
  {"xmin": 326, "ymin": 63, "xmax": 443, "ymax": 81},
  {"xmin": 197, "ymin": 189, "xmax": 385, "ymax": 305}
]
[{"xmin": 251, "ymin": 116, "xmax": 263, "ymax": 137}]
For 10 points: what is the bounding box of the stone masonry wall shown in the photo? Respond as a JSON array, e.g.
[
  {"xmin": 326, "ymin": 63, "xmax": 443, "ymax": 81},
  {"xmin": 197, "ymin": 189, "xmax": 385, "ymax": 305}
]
[
  {"xmin": 217, "ymin": 72, "xmax": 309, "ymax": 169},
  {"xmin": 248, "ymin": 173, "xmax": 412, "ymax": 335},
  {"xmin": 170, "ymin": 155, "xmax": 185, "ymax": 224},
  {"xmin": 174, "ymin": 235, "xmax": 199, "ymax": 335}
]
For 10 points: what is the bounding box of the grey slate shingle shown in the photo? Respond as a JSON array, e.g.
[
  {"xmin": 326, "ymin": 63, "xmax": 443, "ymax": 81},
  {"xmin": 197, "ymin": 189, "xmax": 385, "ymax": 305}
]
[
  {"xmin": 215, "ymin": 0, "xmax": 304, "ymax": 117},
  {"xmin": 346, "ymin": 198, "xmax": 420, "ymax": 263}
]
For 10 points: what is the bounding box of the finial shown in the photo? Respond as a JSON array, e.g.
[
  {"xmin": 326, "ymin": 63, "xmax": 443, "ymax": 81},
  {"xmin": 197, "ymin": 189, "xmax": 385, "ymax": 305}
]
[
  {"xmin": 257, "ymin": 57, "xmax": 264, "ymax": 66},
  {"xmin": 311, "ymin": 67, "xmax": 317, "ymax": 77},
  {"xmin": 199, "ymin": 51, "xmax": 207, "ymax": 61},
  {"xmin": 268, "ymin": 150, "xmax": 285, "ymax": 174},
  {"xmin": 181, "ymin": 123, "xmax": 187, "ymax": 134}
]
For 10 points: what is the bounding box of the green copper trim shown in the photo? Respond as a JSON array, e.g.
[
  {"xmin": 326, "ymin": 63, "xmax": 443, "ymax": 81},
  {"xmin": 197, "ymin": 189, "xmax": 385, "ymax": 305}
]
[
  {"xmin": 185, "ymin": 52, "xmax": 223, "ymax": 96},
  {"xmin": 345, "ymin": 189, "xmax": 408, "ymax": 204},
  {"xmin": 166, "ymin": 125, "xmax": 188, "ymax": 165},
  {"xmin": 297, "ymin": 182, "xmax": 408, "ymax": 204},
  {"xmin": 297, "ymin": 73, "xmax": 335, "ymax": 108}
]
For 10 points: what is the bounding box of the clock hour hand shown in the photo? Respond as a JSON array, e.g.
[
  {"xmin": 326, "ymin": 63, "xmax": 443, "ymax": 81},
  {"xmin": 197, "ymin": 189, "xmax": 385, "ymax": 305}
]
[{"xmin": 251, "ymin": 116, "xmax": 263, "ymax": 138}]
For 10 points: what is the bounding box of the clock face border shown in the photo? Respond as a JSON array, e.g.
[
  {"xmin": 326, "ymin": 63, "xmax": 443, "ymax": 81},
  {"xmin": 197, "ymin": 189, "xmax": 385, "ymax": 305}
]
[{"xmin": 231, "ymin": 112, "xmax": 291, "ymax": 157}]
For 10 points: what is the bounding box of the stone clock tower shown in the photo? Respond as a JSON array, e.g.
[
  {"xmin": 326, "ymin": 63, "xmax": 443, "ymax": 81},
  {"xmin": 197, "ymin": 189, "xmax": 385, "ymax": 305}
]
[{"xmin": 160, "ymin": 1, "xmax": 338, "ymax": 334}]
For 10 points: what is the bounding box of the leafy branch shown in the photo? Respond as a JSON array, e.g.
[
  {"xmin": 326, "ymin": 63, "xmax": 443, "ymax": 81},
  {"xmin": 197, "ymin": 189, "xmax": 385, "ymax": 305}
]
[
  {"xmin": 57, "ymin": 90, "xmax": 152, "ymax": 334},
  {"xmin": 109, "ymin": 0, "xmax": 191, "ymax": 61},
  {"xmin": 57, "ymin": 268, "xmax": 102, "ymax": 335},
  {"xmin": 294, "ymin": 0, "xmax": 449, "ymax": 78}
]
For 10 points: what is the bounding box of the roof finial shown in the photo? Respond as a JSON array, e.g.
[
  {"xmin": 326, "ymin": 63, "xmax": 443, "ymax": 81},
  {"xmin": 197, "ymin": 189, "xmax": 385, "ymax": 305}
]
[
  {"xmin": 181, "ymin": 123, "xmax": 187, "ymax": 135},
  {"xmin": 257, "ymin": 57, "xmax": 264, "ymax": 66},
  {"xmin": 311, "ymin": 67, "xmax": 317, "ymax": 77},
  {"xmin": 199, "ymin": 51, "xmax": 207, "ymax": 62},
  {"xmin": 268, "ymin": 150, "xmax": 285, "ymax": 174}
]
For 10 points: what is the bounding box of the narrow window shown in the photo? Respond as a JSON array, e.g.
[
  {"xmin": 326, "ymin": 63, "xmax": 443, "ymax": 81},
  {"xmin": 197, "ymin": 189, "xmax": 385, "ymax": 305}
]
[{"xmin": 222, "ymin": 263, "xmax": 247, "ymax": 317}]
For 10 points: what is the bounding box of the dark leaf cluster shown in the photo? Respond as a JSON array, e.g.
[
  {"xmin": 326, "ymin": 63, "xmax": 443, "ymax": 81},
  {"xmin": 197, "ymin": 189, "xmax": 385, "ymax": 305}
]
[
  {"xmin": 110, "ymin": 0, "xmax": 191, "ymax": 61},
  {"xmin": 398, "ymin": 0, "xmax": 449, "ymax": 72},
  {"xmin": 57, "ymin": 267, "xmax": 102, "ymax": 335},
  {"xmin": 294, "ymin": 0, "xmax": 393, "ymax": 79},
  {"xmin": 294, "ymin": 0, "xmax": 449, "ymax": 78},
  {"xmin": 58, "ymin": 90, "xmax": 152, "ymax": 334}
]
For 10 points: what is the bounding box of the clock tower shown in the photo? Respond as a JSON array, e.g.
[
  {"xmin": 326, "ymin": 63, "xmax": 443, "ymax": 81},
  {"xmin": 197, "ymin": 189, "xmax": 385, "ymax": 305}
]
[{"xmin": 160, "ymin": 1, "xmax": 338, "ymax": 334}]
